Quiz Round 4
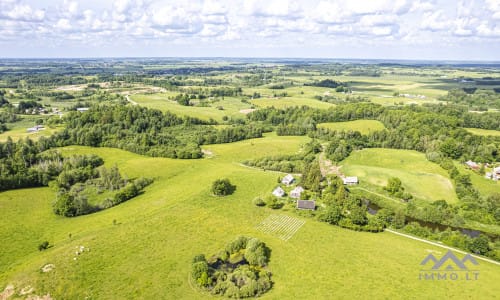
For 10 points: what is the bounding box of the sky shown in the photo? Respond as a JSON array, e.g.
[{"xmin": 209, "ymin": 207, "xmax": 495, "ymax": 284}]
[{"xmin": 0, "ymin": 0, "xmax": 499, "ymax": 60}]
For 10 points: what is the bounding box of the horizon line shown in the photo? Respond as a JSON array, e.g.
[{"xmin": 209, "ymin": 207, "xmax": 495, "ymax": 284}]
[{"xmin": 0, "ymin": 56, "xmax": 500, "ymax": 64}]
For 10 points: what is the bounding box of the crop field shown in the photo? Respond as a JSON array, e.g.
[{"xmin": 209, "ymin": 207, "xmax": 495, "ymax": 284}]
[
  {"xmin": 465, "ymin": 128, "xmax": 500, "ymax": 137},
  {"xmin": 255, "ymin": 214, "xmax": 306, "ymax": 241},
  {"xmin": 317, "ymin": 120, "xmax": 385, "ymax": 135},
  {"xmin": 341, "ymin": 148, "xmax": 458, "ymax": 203},
  {"xmin": 1, "ymin": 135, "xmax": 499, "ymax": 299}
]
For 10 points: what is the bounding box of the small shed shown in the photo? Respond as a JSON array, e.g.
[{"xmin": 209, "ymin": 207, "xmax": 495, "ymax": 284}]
[
  {"xmin": 296, "ymin": 200, "xmax": 315, "ymax": 210},
  {"xmin": 272, "ymin": 186, "xmax": 285, "ymax": 198},
  {"xmin": 343, "ymin": 176, "xmax": 359, "ymax": 185},
  {"xmin": 281, "ymin": 174, "xmax": 295, "ymax": 186},
  {"xmin": 290, "ymin": 186, "xmax": 305, "ymax": 199}
]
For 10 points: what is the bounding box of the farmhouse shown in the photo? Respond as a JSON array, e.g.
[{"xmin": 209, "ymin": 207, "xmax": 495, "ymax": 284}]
[
  {"xmin": 465, "ymin": 160, "xmax": 480, "ymax": 170},
  {"xmin": 296, "ymin": 200, "xmax": 315, "ymax": 210},
  {"xmin": 272, "ymin": 186, "xmax": 285, "ymax": 197},
  {"xmin": 343, "ymin": 176, "xmax": 359, "ymax": 185},
  {"xmin": 290, "ymin": 186, "xmax": 305, "ymax": 199},
  {"xmin": 281, "ymin": 174, "xmax": 295, "ymax": 186}
]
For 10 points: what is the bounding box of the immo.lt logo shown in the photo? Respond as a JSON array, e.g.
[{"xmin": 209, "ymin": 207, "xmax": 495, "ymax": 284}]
[{"xmin": 419, "ymin": 250, "xmax": 479, "ymax": 281}]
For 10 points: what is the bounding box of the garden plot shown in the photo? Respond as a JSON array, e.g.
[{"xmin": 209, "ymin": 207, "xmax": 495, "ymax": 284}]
[{"xmin": 256, "ymin": 214, "xmax": 305, "ymax": 241}]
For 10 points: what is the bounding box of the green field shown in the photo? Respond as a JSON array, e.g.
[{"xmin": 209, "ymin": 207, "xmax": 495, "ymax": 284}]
[
  {"xmin": 130, "ymin": 93, "xmax": 252, "ymax": 122},
  {"xmin": 465, "ymin": 128, "xmax": 500, "ymax": 137},
  {"xmin": 317, "ymin": 120, "xmax": 385, "ymax": 135},
  {"xmin": 0, "ymin": 115, "xmax": 61, "ymax": 142},
  {"xmin": 250, "ymin": 97, "xmax": 335, "ymax": 109},
  {"xmin": 2, "ymin": 135, "xmax": 499, "ymax": 299},
  {"xmin": 342, "ymin": 148, "xmax": 458, "ymax": 203}
]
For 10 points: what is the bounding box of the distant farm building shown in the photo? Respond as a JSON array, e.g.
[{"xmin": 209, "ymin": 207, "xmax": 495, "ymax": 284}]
[
  {"xmin": 485, "ymin": 167, "xmax": 500, "ymax": 181},
  {"xmin": 281, "ymin": 174, "xmax": 295, "ymax": 186},
  {"xmin": 272, "ymin": 186, "xmax": 285, "ymax": 198},
  {"xmin": 343, "ymin": 176, "xmax": 359, "ymax": 185},
  {"xmin": 290, "ymin": 186, "xmax": 305, "ymax": 199},
  {"xmin": 296, "ymin": 200, "xmax": 315, "ymax": 210},
  {"xmin": 465, "ymin": 160, "xmax": 480, "ymax": 170},
  {"xmin": 27, "ymin": 125, "xmax": 44, "ymax": 133}
]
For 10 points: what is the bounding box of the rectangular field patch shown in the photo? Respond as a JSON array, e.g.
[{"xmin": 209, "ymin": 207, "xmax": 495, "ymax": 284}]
[{"xmin": 256, "ymin": 214, "xmax": 305, "ymax": 241}]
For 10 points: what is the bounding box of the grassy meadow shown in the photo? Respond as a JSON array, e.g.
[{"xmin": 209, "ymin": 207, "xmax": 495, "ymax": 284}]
[
  {"xmin": 317, "ymin": 120, "xmax": 385, "ymax": 135},
  {"xmin": 341, "ymin": 148, "xmax": 458, "ymax": 203},
  {"xmin": 1, "ymin": 134, "xmax": 499, "ymax": 299},
  {"xmin": 0, "ymin": 115, "xmax": 62, "ymax": 142},
  {"xmin": 130, "ymin": 93, "xmax": 252, "ymax": 122}
]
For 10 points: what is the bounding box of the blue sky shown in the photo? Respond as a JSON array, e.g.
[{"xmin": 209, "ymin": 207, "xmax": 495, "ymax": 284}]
[{"xmin": 0, "ymin": 0, "xmax": 499, "ymax": 60}]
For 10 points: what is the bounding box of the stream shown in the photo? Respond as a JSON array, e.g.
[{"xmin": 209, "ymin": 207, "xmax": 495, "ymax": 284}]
[{"xmin": 365, "ymin": 200, "xmax": 498, "ymax": 240}]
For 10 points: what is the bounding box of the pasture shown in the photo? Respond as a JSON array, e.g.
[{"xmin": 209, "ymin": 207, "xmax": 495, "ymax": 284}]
[
  {"xmin": 0, "ymin": 136, "xmax": 498, "ymax": 298},
  {"xmin": 341, "ymin": 148, "xmax": 458, "ymax": 203},
  {"xmin": 317, "ymin": 120, "xmax": 385, "ymax": 135}
]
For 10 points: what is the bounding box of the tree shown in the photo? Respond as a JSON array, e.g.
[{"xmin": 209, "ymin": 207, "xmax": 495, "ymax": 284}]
[
  {"xmin": 211, "ymin": 178, "xmax": 236, "ymax": 196},
  {"xmin": 319, "ymin": 205, "xmax": 342, "ymax": 225},
  {"xmin": 302, "ymin": 160, "xmax": 322, "ymax": 192},
  {"xmin": 384, "ymin": 177, "xmax": 402, "ymax": 195},
  {"xmin": 469, "ymin": 235, "xmax": 490, "ymax": 255}
]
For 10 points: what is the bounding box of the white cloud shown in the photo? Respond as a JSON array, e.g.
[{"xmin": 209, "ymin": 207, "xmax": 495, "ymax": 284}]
[
  {"xmin": 55, "ymin": 18, "xmax": 72, "ymax": 31},
  {"xmin": 202, "ymin": 0, "xmax": 227, "ymax": 15},
  {"xmin": 1, "ymin": 2, "xmax": 45, "ymax": 22},
  {"xmin": 0, "ymin": 0, "xmax": 498, "ymax": 60},
  {"xmin": 420, "ymin": 11, "xmax": 451, "ymax": 31},
  {"xmin": 244, "ymin": 0, "xmax": 301, "ymax": 18}
]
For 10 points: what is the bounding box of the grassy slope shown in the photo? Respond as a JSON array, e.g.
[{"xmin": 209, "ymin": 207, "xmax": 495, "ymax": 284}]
[
  {"xmin": 317, "ymin": 120, "xmax": 385, "ymax": 135},
  {"xmin": 342, "ymin": 148, "xmax": 458, "ymax": 203},
  {"xmin": 1, "ymin": 135, "xmax": 498, "ymax": 299}
]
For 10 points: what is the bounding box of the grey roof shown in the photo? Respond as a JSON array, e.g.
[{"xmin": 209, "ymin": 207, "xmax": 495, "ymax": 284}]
[{"xmin": 296, "ymin": 200, "xmax": 315, "ymax": 210}]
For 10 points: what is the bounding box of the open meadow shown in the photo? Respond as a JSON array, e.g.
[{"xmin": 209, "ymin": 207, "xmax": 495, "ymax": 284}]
[
  {"xmin": 1, "ymin": 134, "xmax": 499, "ymax": 299},
  {"xmin": 341, "ymin": 148, "xmax": 458, "ymax": 203},
  {"xmin": 130, "ymin": 93, "xmax": 253, "ymax": 122},
  {"xmin": 317, "ymin": 120, "xmax": 385, "ymax": 135}
]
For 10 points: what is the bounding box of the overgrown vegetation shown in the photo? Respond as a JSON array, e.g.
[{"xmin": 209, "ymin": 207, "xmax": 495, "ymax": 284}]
[{"xmin": 191, "ymin": 236, "xmax": 272, "ymax": 298}]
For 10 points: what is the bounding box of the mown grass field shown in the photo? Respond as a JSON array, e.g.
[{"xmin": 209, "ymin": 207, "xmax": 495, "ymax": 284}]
[
  {"xmin": 317, "ymin": 120, "xmax": 385, "ymax": 135},
  {"xmin": 465, "ymin": 128, "xmax": 500, "ymax": 137},
  {"xmin": 1, "ymin": 134, "xmax": 499, "ymax": 299},
  {"xmin": 341, "ymin": 148, "xmax": 458, "ymax": 203},
  {"xmin": 250, "ymin": 97, "xmax": 335, "ymax": 109},
  {"xmin": 130, "ymin": 93, "xmax": 252, "ymax": 122}
]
